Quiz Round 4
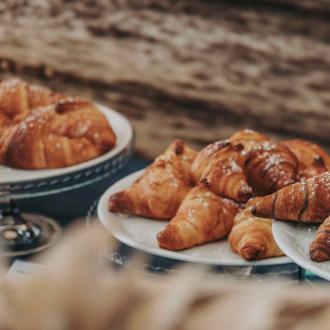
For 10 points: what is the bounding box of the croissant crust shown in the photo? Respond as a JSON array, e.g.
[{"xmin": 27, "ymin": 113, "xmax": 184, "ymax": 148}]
[
  {"xmin": 0, "ymin": 78, "xmax": 116, "ymax": 169},
  {"xmin": 309, "ymin": 217, "xmax": 330, "ymax": 262},
  {"xmin": 251, "ymin": 172, "xmax": 330, "ymax": 223},
  {"xmin": 245, "ymin": 141, "xmax": 298, "ymax": 195},
  {"xmin": 109, "ymin": 140, "xmax": 196, "ymax": 220},
  {"xmin": 157, "ymin": 183, "xmax": 240, "ymax": 250},
  {"xmin": 229, "ymin": 207, "xmax": 283, "ymax": 261},
  {"xmin": 283, "ymin": 139, "xmax": 330, "ymax": 180},
  {"xmin": 191, "ymin": 140, "xmax": 252, "ymax": 202}
]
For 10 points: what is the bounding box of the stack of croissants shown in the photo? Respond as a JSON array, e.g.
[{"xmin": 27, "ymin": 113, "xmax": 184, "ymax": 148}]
[
  {"xmin": 109, "ymin": 130, "xmax": 330, "ymax": 262},
  {"xmin": 0, "ymin": 78, "xmax": 116, "ymax": 169}
]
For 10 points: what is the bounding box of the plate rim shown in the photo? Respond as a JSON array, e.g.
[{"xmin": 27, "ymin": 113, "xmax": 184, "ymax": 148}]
[
  {"xmin": 98, "ymin": 169, "xmax": 292, "ymax": 267},
  {"xmin": 0, "ymin": 103, "xmax": 133, "ymax": 185},
  {"xmin": 273, "ymin": 220, "xmax": 330, "ymax": 281}
]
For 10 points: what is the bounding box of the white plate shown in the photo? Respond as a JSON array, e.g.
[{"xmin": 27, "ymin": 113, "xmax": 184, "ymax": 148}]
[
  {"xmin": 0, "ymin": 104, "xmax": 133, "ymax": 185},
  {"xmin": 273, "ymin": 220, "xmax": 330, "ymax": 280},
  {"xmin": 98, "ymin": 170, "xmax": 291, "ymax": 266}
]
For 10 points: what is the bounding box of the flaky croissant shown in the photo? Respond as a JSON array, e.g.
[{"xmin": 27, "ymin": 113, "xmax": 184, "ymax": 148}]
[
  {"xmin": 191, "ymin": 140, "xmax": 252, "ymax": 202},
  {"xmin": 109, "ymin": 140, "xmax": 196, "ymax": 220},
  {"xmin": 0, "ymin": 78, "xmax": 117, "ymax": 169},
  {"xmin": 229, "ymin": 207, "xmax": 283, "ymax": 261},
  {"xmin": 245, "ymin": 140, "xmax": 298, "ymax": 195},
  {"xmin": 0, "ymin": 78, "xmax": 62, "ymax": 123},
  {"xmin": 157, "ymin": 183, "xmax": 240, "ymax": 250},
  {"xmin": 309, "ymin": 217, "xmax": 330, "ymax": 262},
  {"xmin": 2, "ymin": 99, "xmax": 116, "ymax": 169},
  {"xmin": 229, "ymin": 129, "xmax": 268, "ymax": 155},
  {"xmin": 251, "ymin": 172, "xmax": 330, "ymax": 223},
  {"xmin": 283, "ymin": 139, "xmax": 330, "ymax": 181}
]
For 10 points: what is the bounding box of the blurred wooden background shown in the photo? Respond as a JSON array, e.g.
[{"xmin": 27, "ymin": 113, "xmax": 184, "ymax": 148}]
[{"xmin": 0, "ymin": 0, "xmax": 329, "ymax": 158}]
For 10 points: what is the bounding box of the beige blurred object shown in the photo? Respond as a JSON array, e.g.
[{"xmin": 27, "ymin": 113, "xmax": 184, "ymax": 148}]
[
  {"xmin": 0, "ymin": 0, "xmax": 329, "ymax": 158},
  {"xmin": 0, "ymin": 223, "xmax": 329, "ymax": 329}
]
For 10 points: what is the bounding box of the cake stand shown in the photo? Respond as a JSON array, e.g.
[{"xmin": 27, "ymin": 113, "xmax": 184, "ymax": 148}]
[{"xmin": 0, "ymin": 104, "xmax": 134, "ymax": 257}]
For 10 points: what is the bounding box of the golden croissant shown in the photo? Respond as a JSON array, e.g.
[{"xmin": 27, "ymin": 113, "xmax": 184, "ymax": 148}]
[
  {"xmin": 157, "ymin": 183, "xmax": 240, "ymax": 250},
  {"xmin": 283, "ymin": 139, "xmax": 330, "ymax": 181},
  {"xmin": 309, "ymin": 216, "xmax": 330, "ymax": 262},
  {"xmin": 2, "ymin": 99, "xmax": 116, "ymax": 169},
  {"xmin": 251, "ymin": 172, "xmax": 330, "ymax": 223},
  {"xmin": 229, "ymin": 129, "xmax": 268, "ymax": 155},
  {"xmin": 191, "ymin": 140, "xmax": 252, "ymax": 202},
  {"xmin": 0, "ymin": 78, "xmax": 116, "ymax": 169},
  {"xmin": 109, "ymin": 140, "xmax": 196, "ymax": 220},
  {"xmin": 245, "ymin": 140, "xmax": 298, "ymax": 195},
  {"xmin": 229, "ymin": 207, "xmax": 283, "ymax": 261},
  {"xmin": 0, "ymin": 78, "xmax": 62, "ymax": 123}
]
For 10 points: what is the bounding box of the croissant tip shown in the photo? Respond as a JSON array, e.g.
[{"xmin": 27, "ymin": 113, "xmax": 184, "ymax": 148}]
[
  {"xmin": 309, "ymin": 248, "xmax": 330, "ymax": 262},
  {"xmin": 157, "ymin": 226, "xmax": 185, "ymax": 251},
  {"xmin": 240, "ymin": 244, "xmax": 264, "ymax": 261},
  {"xmin": 108, "ymin": 191, "xmax": 133, "ymax": 214}
]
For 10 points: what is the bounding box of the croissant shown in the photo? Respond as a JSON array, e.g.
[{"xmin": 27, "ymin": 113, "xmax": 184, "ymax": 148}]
[
  {"xmin": 2, "ymin": 99, "xmax": 116, "ymax": 169},
  {"xmin": 0, "ymin": 78, "xmax": 62, "ymax": 123},
  {"xmin": 229, "ymin": 207, "xmax": 283, "ymax": 261},
  {"xmin": 109, "ymin": 140, "xmax": 196, "ymax": 220},
  {"xmin": 251, "ymin": 172, "xmax": 330, "ymax": 223},
  {"xmin": 157, "ymin": 183, "xmax": 240, "ymax": 250},
  {"xmin": 309, "ymin": 217, "xmax": 330, "ymax": 262},
  {"xmin": 245, "ymin": 140, "xmax": 298, "ymax": 195},
  {"xmin": 0, "ymin": 78, "xmax": 116, "ymax": 169},
  {"xmin": 283, "ymin": 139, "xmax": 330, "ymax": 181},
  {"xmin": 191, "ymin": 140, "xmax": 252, "ymax": 202},
  {"xmin": 229, "ymin": 129, "xmax": 268, "ymax": 155}
]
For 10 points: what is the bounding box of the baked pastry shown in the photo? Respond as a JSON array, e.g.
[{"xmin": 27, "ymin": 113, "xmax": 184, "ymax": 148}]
[
  {"xmin": 245, "ymin": 140, "xmax": 298, "ymax": 195},
  {"xmin": 309, "ymin": 216, "xmax": 330, "ymax": 262},
  {"xmin": 0, "ymin": 78, "xmax": 117, "ymax": 169},
  {"xmin": 0, "ymin": 78, "xmax": 62, "ymax": 123},
  {"xmin": 2, "ymin": 99, "xmax": 116, "ymax": 169},
  {"xmin": 229, "ymin": 129, "xmax": 268, "ymax": 155},
  {"xmin": 229, "ymin": 207, "xmax": 283, "ymax": 261},
  {"xmin": 191, "ymin": 140, "xmax": 252, "ymax": 202},
  {"xmin": 109, "ymin": 140, "xmax": 196, "ymax": 220},
  {"xmin": 157, "ymin": 183, "xmax": 240, "ymax": 250},
  {"xmin": 283, "ymin": 139, "xmax": 330, "ymax": 180},
  {"xmin": 251, "ymin": 172, "xmax": 330, "ymax": 223}
]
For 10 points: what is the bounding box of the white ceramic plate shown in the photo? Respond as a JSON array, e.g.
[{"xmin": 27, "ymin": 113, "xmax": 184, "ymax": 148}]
[
  {"xmin": 0, "ymin": 104, "xmax": 133, "ymax": 185},
  {"xmin": 98, "ymin": 170, "xmax": 292, "ymax": 266},
  {"xmin": 273, "ymin": 220, "xmax": 330, "ymax": 280}
]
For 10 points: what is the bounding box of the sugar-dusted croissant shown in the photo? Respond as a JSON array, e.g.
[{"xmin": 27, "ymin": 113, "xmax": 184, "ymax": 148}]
[
  {"xmin": 191, "ymin": 140, "xmax": 252, "ymax": 202},
  {"xmin": 245, "ymin": 140, "xmax": 298, "ymax": 195},
  {"xmin": 157, "ymin": 183, "xmax": 240, "ymax": 250},
  {"xmin": 3, "ymin": 99, "xmax": 116, "ymax": 169},
  {"xmin": 109, "ymin": 140, "xmax": 196, "ymax": 220},
  {"xmin": 229, "ymin": 129, "xmax": 268, "ymax": 155},
  {"xmin": 251, "ymin": 172, "xmax": 330, "ymax": 223},
  {"xmin": 0, "ymin": 78, "xmax": 62, "ymax": 123},
  {"xmin": 229, "ymin": 207, "xmax": 283, "ymax": 261},
  {"xmin": 283, "ymin": 139, "xmax": 330, "ymax": 181},
  {"xmin": 309, "ymin": 216, "xmax": 330, "ymax": 262}
]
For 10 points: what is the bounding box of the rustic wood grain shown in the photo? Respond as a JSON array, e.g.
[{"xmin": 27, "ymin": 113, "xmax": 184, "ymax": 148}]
[{"xmin": 0, "ymin": 0, "xmax": 329, "ymax": 157}]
